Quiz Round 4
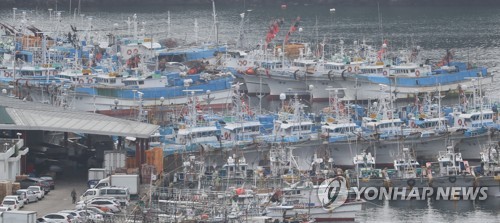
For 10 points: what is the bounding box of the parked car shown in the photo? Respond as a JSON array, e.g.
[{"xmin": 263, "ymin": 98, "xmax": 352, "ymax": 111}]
[
  {"xmin": 39, "ymin": 213, "xmax": 74, "ymax": 223},
  {"xmin": 1, "ymin": 199, "xmax": 20, "ymax": 210},
  {"xmin": 76, "ymin": 199, "xmax": 121, "ymax": 213},
  {"xmin": 73, "ymin": 209, "xmax": 104, "ymax": 222},
  {"xmin": 27, "ymin": 186, "xmax": 45, "ymax": 199},
  {"xmin": 40, "ymin": 176, "xmax": 55, "ymax": 189},
  {"xmin": 0, "ymin": 207, "xmax": 11, "ymax": 211},
  {"xmin": 4, "ymin": 195, "xmax": 24, "ymax": 208},
  {"xmin": 17, "ymin": 189, "xmax": 38, "ymax": 203},
  {"xmin": 19, "ymin": 178, "xmax": 44, "ymax": 189},
  {"xmin": 81, "ymin": 206, "xmax": 113, "ymax": 221},
  {"xmin": 38, "ymin": 180, "xmax": 51, "ymax": 194},
  {"xmin": 78, "ymin": 196, "xmax": 123, "ymax": 206},
  {"xmin": 58, "ymin": 210, "xmax": 83, "ymax": 222}
]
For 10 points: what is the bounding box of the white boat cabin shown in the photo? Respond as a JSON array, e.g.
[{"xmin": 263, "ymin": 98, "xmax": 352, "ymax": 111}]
[
  {"xmin": 321, "ymin": 123, "xmax": 358, "ymax": 135},
  {"xmin": 362, "ymin": 117, "xmax": 405, "ymax": 135},
  {"xmin": 275, "ymin": 120, "xmax": 314, "ymax": 138},
  {"xmin": 388, "ymin": 64, "xmax": 431, "ymax": 77},
  {"xmin": 222, "ymin": 156, "xmax": 248, "ymax": 179},
  {"xmin": 453, "ymin": 110, "xmax": 496, "ymax": 128},
  {"xmin": 176, "ymin": 126, "xmax": 220, "ymax": 145},
  {"xmin": 222, "ymin": 121, "xmax": 261, "ymax": 142},
  {"xmin": 56, "ymin": 71, "xmax": 96, "ymax": 84},
  {"xmin": 427, "ymin": 146, "xmax": 469, "ymax": 177}
]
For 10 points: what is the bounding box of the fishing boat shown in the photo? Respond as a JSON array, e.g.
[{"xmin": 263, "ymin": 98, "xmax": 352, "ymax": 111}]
[
  {"xmin": 386, "ymin": 147, "xmax": 428, "ymax": 190},
  {"xmin": 346, "ymin": 152, "xmax": 385, "ymax": 189},
  {"xmin": 426, "ymin": 146, "xmax": 476, "ymax": 192},
  {"xmin": 474, "ymin": 140, "xmax": 500, "ymax": 198},
  {"xmin": 264, "ymin": 184, "xmax": 365, "ymax": 222},
  {"xmin": 68, "ymin": 69, "xmax": 234, "ymax": 112}
]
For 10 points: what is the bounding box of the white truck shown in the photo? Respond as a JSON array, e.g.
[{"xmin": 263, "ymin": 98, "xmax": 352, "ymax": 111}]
[
  {"xmin": 94, "ymin": 174, "xmax": 139, "ymax": 195},
  {"xmin": 0, "ymin": 211, "xmax": 37, "ymax": 223},
  {"xmin": 88, "ymin": 168, "xmax": 107, "ymax": 188}
]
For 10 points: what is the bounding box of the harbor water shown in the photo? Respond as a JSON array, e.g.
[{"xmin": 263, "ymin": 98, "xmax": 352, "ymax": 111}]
[{"xmin": 0, "ymin": 3, "xmax": 498, "ymax": 222}]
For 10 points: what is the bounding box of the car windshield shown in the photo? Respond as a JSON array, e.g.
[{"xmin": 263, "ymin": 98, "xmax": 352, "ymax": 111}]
[
  {"xmin": 27, "ymin": 187, "xmax": 39, "ymax": 191},
  {"xmin": 3, "ymin": 200, "xmax": 15, "ymax": 205},
  {"xmin": 16, "ymin": 191, "xmax": 25, "ymax": 195}
]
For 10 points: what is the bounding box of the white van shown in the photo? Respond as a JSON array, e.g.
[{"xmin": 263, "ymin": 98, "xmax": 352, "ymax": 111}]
[{"xmin": 80, "ymin": 187, "xmax": 130, "ymax": 206}]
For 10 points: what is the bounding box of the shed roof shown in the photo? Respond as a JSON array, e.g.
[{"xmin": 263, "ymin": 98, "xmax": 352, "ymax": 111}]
[{"xmin": 0, "ymin": 96, "xmax": 158, "ymax": 138}]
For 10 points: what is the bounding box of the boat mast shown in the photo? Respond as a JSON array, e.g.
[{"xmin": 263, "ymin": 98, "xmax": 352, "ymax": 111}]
[
  {"xmin": 212, "ymin": 0, "xmax": 218, "ymax": 45},
  {"xmin": 237, "ymin": 12, "xmax": 245, "ymax": 49},
  {"xmin": 167, "ymin": 11, "xmax": 171, "ymax": 38},
  {"xmin": 377, "ymin": 2, "xmax": 384, "ymax": 45},
  {"xmin": 194, "ymin": 19, "xmax": 199, "ymax": 45}
]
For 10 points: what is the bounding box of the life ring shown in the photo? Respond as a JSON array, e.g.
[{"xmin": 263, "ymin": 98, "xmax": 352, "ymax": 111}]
[
  {"xmin": 411, "ymin": 122, "xmax": 417, "ymax": 128},
  {"xmin": 133, "ymin": 49, "xmax": 139, "ymax": 54},
  {"xmin": 354, "ymin": 66, "xmax": 360, "ymax": 72},
  {"xmin": 224, "ymin": 132, "xmax": 230, "ymax": 140},
  {"xmin": 383, "ymin": 71, "xmax": 388, "ymax": 76},
  {"xmin": 448, "ymin": 176, "xmax": 457, "ymax": 183},
  {"xmin": 457, "ymin": 119, "xmax": 463, "ymax": 126},
  {"xmin": 87, "ymin": 79, "xmax": 93, "ymax": 84},
  {"xmin": 78, "ymin": 79, "xmax": 84, "ymax": 84},
  {"xmin": 407, "ymin": 179, "xmax": 416, "ymax": 187},
  {"xmin": 127, "ymin": 49, "xmax": 132, "ymax": 55},
  {"xmin": 4, "ymin": 72, "xmax": 12, "ymax": 77},
  {"xmin": 242, "ymin": 60, "xmax": 247, "ymax": 66},
  {"xmin": 415, "ymin": 70, "xmax": 420, "ymax": 77},
  {"xmin": 347, "ymin": 67, "xmax": 353, "ymax": 72}
]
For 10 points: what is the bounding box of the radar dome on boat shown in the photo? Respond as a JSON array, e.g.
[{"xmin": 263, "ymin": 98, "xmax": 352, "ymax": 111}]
[{"xmin": 279, "ymin": 93, "xmax": 286, "ymax": 100}]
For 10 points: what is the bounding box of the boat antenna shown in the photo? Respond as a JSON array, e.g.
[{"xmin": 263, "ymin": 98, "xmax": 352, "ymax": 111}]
[
  {"xmin": 377, "ymin": 2, "xmax": 384, "ymax": 44},
  {"xmin": 237, "ymin": 12, "xmax": 245, "ymax": 49},
  {"xmin": 167, "ymin": 11, "xmax": 171, "ymax": 38},
  {"xmin": 194, "ymin": 18, "xmax": 199, "ymax": 45},
  {"xmin": 211, "ymin": 0, "xmax": 218, "ymax": 45}
]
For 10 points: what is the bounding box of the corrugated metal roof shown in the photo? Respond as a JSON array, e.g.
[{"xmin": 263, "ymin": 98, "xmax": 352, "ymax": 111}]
[
  {"xmin": 0, "ymin": 106, "xmax": 15, "ymax": 124},
  {"xmin": 0, "ymin": 96, "xmax": 158, "ymax": 138}
]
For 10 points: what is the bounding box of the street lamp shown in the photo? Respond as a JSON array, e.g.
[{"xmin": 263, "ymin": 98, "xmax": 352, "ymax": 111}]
[
  {"xmin": 308, "ymin": 84, "xmax": 314, "ymax": 103},
  {"xmin": 205, "ymin": 90, "xmax": 214, "ymax": 106},
  {"xmin": 280, "ymin": 93, "xmax": 286, "ymax": 111},
  {"xmin": 160, "ymin": 96, "xmax": 165, "ymax": 126}
]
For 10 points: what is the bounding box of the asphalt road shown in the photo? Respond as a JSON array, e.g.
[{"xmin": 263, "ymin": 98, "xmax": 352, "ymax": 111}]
[{"xmin": 23, "ymin": 167, "xmax": 88, "ymax": 217}]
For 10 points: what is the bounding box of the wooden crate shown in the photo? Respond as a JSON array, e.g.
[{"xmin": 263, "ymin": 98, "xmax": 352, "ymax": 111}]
[
  {"xmin": 11, "ymin": 183, "xmax": 20, "ymax": 193},
  {"xmin": 127, "ymin": 168, "xmax": 139, "ymax": 174},
  {"xmin": 15, "ymin": 175, "xmax": 28, "ymax": 182}
]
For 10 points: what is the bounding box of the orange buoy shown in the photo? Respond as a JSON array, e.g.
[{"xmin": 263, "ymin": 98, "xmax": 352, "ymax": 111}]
[
  {"xmin": 235, "ymin": 188, "xmax": 245, "ymax": 195},
  {"xmin": 245, "ymin": 68, "xmax": 255, "ymax": 75},
  {"xmin": 188, "ymin": 68, "xmax": 198, "ymax": 74}
]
